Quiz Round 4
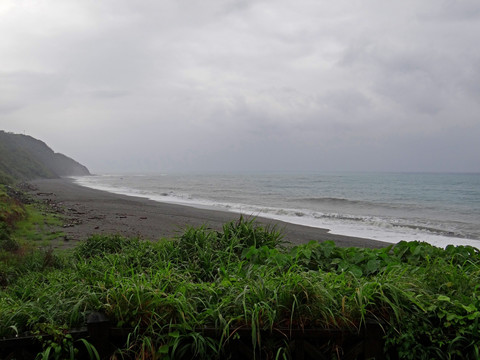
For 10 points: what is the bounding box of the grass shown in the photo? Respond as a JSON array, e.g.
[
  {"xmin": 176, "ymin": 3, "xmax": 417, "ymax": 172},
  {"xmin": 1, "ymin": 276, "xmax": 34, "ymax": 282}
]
[
  {"xmin": 1, "ymin": 185, "xmax": 64, "ymax": 250},
  {"xmin": 1, "ymin": 187, "xmax": 480, "ymax": 359},
  {"xmin": 2, "ymin": 227, "xmax": 480, "ymax": 358},
  {"xmin": 13, "ymin": 203, "xmax": 65, "ymax": 244}
]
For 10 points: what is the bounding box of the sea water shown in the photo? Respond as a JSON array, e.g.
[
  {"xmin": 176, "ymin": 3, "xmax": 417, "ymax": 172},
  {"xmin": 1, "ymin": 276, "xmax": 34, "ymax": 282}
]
[{"xmin": 72, "ymin": 172, "xmax": 480, "ymax": 248}]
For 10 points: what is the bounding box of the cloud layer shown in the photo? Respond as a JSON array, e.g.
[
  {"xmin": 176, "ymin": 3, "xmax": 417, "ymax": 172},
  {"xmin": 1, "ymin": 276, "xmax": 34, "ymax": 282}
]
[{"xmin": 1, "ymin": 0, "xmax": 479, "ymax": 173}]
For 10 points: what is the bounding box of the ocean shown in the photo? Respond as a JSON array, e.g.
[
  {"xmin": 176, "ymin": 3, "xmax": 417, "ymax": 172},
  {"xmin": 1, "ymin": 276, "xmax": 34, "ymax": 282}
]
[{"xmin": 72, "ymin": 172, "xmax": 480, "ymax": 248}]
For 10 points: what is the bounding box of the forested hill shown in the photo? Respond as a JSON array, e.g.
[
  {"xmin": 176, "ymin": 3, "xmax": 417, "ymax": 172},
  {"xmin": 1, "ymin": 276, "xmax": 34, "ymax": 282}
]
[{"xmin": 0, "ymin": 131, "xmax": 90, "ymax": 184}]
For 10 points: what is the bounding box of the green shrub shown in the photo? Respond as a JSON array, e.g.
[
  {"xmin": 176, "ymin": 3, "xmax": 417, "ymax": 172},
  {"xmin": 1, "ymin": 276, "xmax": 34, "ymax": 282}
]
[
  {"xmin": 1, "ymin": 220, "xmax": 480, "ymax": 358},
  {"xmin": 75, "ymin": 234, "xmax": 141, "ymax": 259}
]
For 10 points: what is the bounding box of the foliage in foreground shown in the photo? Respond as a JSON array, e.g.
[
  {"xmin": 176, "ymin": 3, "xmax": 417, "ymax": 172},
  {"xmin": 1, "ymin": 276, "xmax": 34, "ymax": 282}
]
[
  {"xmin": 1, "ymin": 185, "xmax": 65, "ymax": 289},
  {"xmin": 1, "ymin": 217, "xmax": 480, "ymax": 359}
]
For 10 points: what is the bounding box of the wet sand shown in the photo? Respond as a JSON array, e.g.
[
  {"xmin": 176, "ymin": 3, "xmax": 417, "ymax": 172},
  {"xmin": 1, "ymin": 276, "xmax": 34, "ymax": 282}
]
[{"xmin": 28, "ymin": 178, "xmax": 389, "ymax": 250}]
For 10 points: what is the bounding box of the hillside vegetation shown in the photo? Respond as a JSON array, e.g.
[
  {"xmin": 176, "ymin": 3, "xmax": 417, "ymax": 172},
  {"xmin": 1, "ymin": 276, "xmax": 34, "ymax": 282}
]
[
  {"xmin": 0, "ymin": 131, "xmax": 90, "ymax": 184},
  {"xmin": 1, "ymin": 215, "xmax": 480, "ymax": 359}
]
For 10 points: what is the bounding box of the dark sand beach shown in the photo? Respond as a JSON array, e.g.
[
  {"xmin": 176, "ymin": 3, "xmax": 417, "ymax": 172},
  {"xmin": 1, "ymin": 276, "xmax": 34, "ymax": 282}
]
[{"xmin": 28, "ymin": 178, "xmax": 389, "ymax": 250}]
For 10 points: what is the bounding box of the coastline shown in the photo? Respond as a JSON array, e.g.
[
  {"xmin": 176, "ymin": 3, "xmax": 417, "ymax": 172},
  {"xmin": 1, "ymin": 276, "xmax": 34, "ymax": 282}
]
[{"xmin": 28, "ymin": 178, "xmax": 390, "ymax": 250}]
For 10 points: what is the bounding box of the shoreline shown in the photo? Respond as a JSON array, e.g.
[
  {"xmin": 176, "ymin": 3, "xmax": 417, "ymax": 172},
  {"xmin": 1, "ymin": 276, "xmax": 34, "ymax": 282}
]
[{"xmin": 28, "ymin": 178, "xmax": 390, "ymax": 250}]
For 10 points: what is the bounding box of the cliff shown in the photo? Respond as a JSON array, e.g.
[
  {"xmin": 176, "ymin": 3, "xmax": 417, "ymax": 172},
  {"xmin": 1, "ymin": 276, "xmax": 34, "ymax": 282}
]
[{"xmin": 0, "ymin": 131, "xmax": 90, "ymax": 184}]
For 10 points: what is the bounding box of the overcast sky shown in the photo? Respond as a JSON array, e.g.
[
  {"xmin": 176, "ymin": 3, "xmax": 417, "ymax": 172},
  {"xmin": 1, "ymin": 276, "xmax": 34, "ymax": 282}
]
[{"xmin": 1, "ymin": 0, "xmax": 479, "ymax": 173}]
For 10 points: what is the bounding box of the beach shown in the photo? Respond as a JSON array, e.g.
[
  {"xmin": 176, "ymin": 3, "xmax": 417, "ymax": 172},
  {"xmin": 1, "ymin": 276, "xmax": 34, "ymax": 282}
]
[{"xmin": 28, "ymin": 178, "xmax": 389, "ymax": 250}]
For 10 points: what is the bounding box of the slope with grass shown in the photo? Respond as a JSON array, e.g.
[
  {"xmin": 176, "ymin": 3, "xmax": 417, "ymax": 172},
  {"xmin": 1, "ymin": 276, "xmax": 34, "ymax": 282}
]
[
  {"xmin": 0, "ymin": 130, "xmax": 90, "ymax": 184},
  {"xmin": 0, "ymin": 185, "xmax": 27, "ymax": 252}
]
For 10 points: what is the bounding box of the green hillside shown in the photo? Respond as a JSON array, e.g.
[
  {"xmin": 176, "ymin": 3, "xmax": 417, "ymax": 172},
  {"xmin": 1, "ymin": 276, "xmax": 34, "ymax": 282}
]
[{"xmin": 0, "ymin": 131, "xmax": 90, "ymax": 184}]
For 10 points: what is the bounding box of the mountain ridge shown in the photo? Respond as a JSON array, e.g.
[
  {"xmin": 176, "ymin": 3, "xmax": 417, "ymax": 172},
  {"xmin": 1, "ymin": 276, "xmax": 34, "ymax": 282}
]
[{"xmin": 0, "ymin": 131, "xmax": 90, "ymax": 184}]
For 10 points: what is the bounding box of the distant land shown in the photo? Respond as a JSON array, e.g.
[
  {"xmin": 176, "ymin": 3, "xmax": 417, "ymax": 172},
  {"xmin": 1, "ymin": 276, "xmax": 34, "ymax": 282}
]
[{"xmin": 0, "ymin": 131, "xmax": 90, "ymax": 184}]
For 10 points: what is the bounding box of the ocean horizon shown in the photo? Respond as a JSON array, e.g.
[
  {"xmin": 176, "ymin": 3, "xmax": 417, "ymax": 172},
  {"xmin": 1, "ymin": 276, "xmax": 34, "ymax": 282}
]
[{"xmin": 72, "ymin": 171, "xmax": 480, "ymax": 249}]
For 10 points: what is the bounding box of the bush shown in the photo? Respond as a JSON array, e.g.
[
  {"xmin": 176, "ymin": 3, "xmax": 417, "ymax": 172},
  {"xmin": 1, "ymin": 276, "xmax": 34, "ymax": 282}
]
[
  {"xmin": 0, "ymin": 222, "xmax": 19, "ymax": 252},
  {"xmin": 75, "ymin": 234, "xmax": 141, "ymax": 259},
  {"xmin": 2, "ymin": 220, "xmax": 480, "ymax": 358}
]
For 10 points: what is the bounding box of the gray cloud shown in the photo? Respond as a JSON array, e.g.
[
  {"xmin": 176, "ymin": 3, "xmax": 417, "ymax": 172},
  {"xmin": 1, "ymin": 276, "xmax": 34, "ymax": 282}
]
[
  {"xmin": 0, "ymin": 71, "xmax": 68, "ymax": 112},
  {"xmin": 0, "ymin": 0, "xmax": 479, "ymax": 173}
]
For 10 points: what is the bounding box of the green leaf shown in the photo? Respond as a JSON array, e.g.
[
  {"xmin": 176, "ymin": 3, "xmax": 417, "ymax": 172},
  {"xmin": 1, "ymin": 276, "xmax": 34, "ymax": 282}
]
[
  {"xmin": 159, "ymin": 344, "xmax": 170, "ymax": 354},
  {"xmin": 462, "ymin": 304, "xmax": 477, "ymax": 313},
  {"xmin": 169, "ymin": 330, "xmax": 180, "ymax": 338},
  {"xmin": 437, "ymin": 295, "xmax": 451, "ymax": 302},
  {"xmin": 348, "ymin": 265, "xmax": 363, "ymax": 278},
  {"xmin": 365, "ymin": 259, "xmax": 381, "ymax": 274},
  {"xmin": 447, "ymin": 313, "xmax": 459, "ymax": 321},
  {"xmin": 467, "ymin": 312, "xmax": 480, "ymax": 320}
]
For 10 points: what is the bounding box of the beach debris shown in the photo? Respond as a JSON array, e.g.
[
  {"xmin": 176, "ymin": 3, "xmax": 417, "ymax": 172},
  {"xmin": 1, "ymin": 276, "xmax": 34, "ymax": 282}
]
[
  {"xmin": 88, "ymin": 215, "xmax": 105, "ymax": 220},
  {"xmin": 116, "ymin": 213, "xmax": 129, "ymax": 219},
  {"xmin": 62, "ymin": 218, "xmax": 82, "ymax": 227}
]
